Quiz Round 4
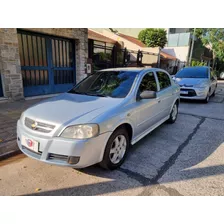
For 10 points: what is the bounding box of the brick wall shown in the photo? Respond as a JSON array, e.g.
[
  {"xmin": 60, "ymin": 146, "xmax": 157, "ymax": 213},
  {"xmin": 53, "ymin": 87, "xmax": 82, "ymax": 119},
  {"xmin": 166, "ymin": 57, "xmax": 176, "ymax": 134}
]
[
  {"xmin": 0, "ymin": 28, "xmax": 88, "ymax": 100},
  {"xmin": 0, "ymin": 28, "xmax": 23, "ymax": 100}
]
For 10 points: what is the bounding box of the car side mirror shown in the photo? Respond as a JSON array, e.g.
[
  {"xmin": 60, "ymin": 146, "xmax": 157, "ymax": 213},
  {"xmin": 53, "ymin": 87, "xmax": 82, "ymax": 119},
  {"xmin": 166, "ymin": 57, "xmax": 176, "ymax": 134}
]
[{"xmin": 140, "ymin": 91, "xmax": 156, "ymax": 99}]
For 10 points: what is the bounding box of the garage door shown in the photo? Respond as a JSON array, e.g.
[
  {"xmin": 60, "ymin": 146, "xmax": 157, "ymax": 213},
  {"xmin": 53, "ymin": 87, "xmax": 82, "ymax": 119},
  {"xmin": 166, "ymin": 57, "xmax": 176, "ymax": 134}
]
[{"xmin": 17, "ymin": 30, "xmax": 76, "ymax": 97}]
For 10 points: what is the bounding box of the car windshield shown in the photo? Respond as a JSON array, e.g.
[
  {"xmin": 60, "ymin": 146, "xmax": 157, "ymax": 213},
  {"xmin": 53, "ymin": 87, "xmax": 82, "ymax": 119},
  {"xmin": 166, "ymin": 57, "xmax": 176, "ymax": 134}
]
[
  {"xmin": 175, "ymin": 67, "xmax": 208, "ymax": 79},
  {"xmin": 68, "ymin": 71, "xmax": 139, "ymax": 98}
]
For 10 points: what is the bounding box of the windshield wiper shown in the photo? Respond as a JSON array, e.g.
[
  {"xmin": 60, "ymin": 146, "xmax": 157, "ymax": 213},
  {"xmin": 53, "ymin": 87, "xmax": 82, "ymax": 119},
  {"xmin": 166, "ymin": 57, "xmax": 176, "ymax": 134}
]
[
  {"xmin": 69, "ymin": 90, "xmax": 87, "ymax": 95},
  {"xmin": 85, "ymin": 92, "xmax": 108, "ymax": 97}
]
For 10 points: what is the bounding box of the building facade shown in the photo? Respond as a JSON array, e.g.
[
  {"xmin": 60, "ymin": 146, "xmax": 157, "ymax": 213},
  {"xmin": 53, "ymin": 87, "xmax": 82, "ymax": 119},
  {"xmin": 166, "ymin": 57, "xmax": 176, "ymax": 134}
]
[
  {"xmin": 0, "ymin": 28, "xmax": 88, "ymax": 100},
  {"xmin": 163, "ymin": 28, "xmax": 191, "ymax": 64}
]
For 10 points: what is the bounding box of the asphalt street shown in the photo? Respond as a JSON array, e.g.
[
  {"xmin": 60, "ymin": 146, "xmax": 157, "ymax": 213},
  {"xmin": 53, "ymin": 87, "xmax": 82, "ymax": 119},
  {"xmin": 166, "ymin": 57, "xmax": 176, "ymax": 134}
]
[{"xmin": 0, "ymin": 81, "xmax": 224, "ymax": 196}]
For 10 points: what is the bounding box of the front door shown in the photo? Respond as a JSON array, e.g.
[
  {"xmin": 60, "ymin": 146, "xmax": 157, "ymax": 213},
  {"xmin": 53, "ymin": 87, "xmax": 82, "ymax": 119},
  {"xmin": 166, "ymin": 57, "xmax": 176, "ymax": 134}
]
[
  {"xmin": 135, "ymin": 71, "xmax": 159, "ymax": 137},
  {"xmin": 17, "ymin": 30, "xmax": 76, "ymax": 97}
]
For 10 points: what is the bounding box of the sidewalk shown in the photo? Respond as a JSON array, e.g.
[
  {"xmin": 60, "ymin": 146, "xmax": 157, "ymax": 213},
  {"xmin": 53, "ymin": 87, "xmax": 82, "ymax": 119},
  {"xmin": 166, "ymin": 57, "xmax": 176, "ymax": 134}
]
[{"xmin": 0, "ymin": 98, "xmax": 43, "ymax": 159}]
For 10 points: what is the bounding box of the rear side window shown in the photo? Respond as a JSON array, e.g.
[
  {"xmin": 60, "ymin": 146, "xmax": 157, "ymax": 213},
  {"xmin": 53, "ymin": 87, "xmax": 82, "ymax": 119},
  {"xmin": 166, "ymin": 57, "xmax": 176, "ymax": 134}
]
[{"xmin": 156, "ymin": 71, "xmax": 171, "ymax": 90}]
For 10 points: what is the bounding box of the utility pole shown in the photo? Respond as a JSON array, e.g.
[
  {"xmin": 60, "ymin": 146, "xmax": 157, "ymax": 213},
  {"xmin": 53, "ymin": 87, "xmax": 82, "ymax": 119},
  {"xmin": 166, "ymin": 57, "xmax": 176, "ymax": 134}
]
[
  {"xmin": 157, "ymin": 47, "xmax": 161, "ymax": 68},
  {"xmin": 188, "ymin": 28, "xmax": 196, "ymax": 66}
]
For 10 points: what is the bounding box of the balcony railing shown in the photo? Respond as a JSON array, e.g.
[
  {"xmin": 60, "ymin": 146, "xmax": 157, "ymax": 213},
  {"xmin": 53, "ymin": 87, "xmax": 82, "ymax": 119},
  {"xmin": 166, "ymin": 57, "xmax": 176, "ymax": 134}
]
[{"xmin": 167, "ymin": 33, "xmax": 191, "ymax": 47}]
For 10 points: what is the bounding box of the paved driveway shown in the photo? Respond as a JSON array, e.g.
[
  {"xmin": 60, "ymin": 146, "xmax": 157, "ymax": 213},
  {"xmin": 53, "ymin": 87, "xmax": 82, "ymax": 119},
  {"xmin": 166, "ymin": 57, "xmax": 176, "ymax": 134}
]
[{"xmin": 0, "ymin": 81, "xmax": 224, "ymax": 196}]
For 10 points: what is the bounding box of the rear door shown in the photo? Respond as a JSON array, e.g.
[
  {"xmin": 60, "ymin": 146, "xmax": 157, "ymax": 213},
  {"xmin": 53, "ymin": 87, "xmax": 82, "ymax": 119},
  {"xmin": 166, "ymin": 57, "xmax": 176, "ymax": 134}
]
[
  {"xmin": 135, "ymin": 71, "xmax": 159, "ymax": 137},
  {"xmin": 155, "ymin": 71, "xmax": 174, "ymax": 120}
]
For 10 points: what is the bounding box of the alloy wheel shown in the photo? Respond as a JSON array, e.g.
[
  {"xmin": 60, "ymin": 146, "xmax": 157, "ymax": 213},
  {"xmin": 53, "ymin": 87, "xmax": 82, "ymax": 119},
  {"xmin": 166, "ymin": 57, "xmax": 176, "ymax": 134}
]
[
  {"xmin": 171, "ymin": 104, "xmax": 178, "ymax": 120},
  {"xmin": 109, "ymin": 135, "xmax": 127, "ymax": 164}
]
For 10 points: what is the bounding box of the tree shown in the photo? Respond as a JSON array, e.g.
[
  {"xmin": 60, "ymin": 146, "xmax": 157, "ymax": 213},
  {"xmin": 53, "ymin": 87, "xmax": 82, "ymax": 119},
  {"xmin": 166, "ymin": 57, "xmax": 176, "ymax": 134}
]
[
  {"xmin": 138, "ymin": 28, "xmax": 167, "ymax": 48},
  {"xmin": 193, "ymin": 28, "xmax": 224, "ymax": 63}
]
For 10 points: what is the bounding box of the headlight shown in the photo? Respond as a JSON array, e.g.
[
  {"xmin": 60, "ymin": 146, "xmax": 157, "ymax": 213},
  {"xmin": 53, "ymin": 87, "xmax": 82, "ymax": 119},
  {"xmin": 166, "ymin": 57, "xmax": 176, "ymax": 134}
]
[
  {"xmin": 194, "ymin": 83, "xmax": 208, "ymax": 88},
  {"xmin": 60, "ymin": 124, "xmax": 99, "ymax": 139}
]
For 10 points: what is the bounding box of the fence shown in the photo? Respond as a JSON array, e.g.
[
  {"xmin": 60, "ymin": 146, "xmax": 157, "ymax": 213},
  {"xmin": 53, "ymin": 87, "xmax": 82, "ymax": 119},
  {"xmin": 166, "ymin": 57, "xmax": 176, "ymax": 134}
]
[
  {"xmin": 91, "ymin": 44, "xmax": 160, "ymax": 72},
  {"xmin": 91, "ymin": 43, "xmax": 185, "ymax": 74}
]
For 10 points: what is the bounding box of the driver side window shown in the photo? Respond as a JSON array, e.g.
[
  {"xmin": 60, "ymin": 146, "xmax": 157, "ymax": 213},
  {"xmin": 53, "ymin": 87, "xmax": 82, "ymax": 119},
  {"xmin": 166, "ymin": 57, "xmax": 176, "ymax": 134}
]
[{"xmin": 138, "ymin": 72, "xmax": 158, "ymax": 94}]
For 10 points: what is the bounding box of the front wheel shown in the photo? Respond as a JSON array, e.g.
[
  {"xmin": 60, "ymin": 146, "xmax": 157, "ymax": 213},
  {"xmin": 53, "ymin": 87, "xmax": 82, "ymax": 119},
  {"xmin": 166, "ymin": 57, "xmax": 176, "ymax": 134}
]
[
  {"xmin": 99, "ymin": 127, "xmax": 130, "ymax": 170},
  {"xmin": 167, "ymin": 102, "xmax": 178, "ymax": 124}
]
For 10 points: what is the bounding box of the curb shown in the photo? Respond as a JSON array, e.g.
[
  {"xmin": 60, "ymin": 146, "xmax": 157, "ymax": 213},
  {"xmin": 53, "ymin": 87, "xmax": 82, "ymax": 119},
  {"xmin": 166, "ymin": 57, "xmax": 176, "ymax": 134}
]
[
  {"xmin": 0, "ymin": 139, "xmax": 21, "ymax": 161},
  {"xmin": 0, "ymin": 149, "xmax": 21, "ymax": 161}
]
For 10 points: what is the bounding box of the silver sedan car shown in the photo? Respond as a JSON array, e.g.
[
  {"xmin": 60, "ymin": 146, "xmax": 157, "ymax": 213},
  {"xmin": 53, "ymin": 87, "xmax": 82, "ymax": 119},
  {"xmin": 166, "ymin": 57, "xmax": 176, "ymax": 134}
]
[
  {"xmin": 173, "ymin": 66, "xmax": 217, "ymax": 103},
  {"xmin": 17, "ymin": 68, "xmax": 180, "ymax": 170}
]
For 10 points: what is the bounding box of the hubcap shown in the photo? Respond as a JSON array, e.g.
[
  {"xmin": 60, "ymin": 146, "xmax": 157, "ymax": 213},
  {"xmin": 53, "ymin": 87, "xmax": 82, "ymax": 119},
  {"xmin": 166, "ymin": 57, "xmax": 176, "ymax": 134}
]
[
  {"xmin": 109, "ymin": 135, "xmax": 127, "ymax": 164},
  {"xmin": 171, "ymin": 104, "xmax": 177, "ymax": 120}
]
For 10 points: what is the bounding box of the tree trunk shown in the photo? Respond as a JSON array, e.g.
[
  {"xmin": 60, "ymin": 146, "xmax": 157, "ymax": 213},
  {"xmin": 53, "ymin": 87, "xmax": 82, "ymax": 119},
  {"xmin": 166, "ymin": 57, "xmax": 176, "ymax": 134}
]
[{"xmin": 212, "ymin": 52, "xmax": 216, "ymax": 69}]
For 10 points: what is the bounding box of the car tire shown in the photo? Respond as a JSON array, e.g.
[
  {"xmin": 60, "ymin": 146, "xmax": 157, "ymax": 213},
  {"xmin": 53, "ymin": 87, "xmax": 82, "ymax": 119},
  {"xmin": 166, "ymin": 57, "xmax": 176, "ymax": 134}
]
[
  {"xmin": 99, "ymin": 127, "xmax": 130, "ymax": 170},
  {"xmin": 203, "ymin": 92, "xmax": 210, "ymax": 103},
  {"xmin": 211, "ymin": 85, "xmax": 217, "ymax": 97},
  {"xmin": 167, "ymin": 102, "xmax": 178, "ymax": 124}
]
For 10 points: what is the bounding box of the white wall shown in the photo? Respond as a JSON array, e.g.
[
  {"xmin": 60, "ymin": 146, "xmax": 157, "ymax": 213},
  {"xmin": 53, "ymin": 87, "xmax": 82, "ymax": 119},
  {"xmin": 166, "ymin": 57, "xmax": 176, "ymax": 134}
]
[
  {"xmin": 92, "ymin": 28, "xmax": 144, "ymax": 38},
  {"xmin": 162, "ymin": 46, "xmax": 190, "ymax": 62},
  {"xmin": 101, "ymin": 30, "xmax": 159, "ymax": 64}
]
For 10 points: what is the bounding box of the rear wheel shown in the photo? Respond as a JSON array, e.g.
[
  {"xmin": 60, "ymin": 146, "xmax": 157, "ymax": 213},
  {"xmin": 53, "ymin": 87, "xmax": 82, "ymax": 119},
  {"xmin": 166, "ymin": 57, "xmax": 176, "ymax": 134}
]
[
  {"xmin": 211, "ymin": 85, "xmax": 217, "ymax": 97},
  {"xmin": 167, "ymin": 102, "xmax": 178, "ymax": 124},
  {"xmin": 203, "ymin": 92, "xmax": 210, "ymax": 103},
  {"xmin": 99, "ymin": 127, "xmax": 130, "ymax": 170}
]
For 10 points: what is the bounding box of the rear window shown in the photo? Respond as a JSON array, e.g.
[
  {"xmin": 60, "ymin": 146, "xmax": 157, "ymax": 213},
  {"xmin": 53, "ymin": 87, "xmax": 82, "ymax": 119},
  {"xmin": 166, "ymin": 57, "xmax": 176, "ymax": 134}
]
[{"xmin": 175, "ymin": 67, "xmax": 208, "ymax": 79}]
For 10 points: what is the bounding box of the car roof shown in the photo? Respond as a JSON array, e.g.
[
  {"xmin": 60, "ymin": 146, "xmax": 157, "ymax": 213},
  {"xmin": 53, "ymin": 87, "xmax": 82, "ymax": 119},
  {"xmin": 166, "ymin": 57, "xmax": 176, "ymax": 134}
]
[{"xmin": 100, "ymin": 67, "xmax": 167, "ymax": 73}]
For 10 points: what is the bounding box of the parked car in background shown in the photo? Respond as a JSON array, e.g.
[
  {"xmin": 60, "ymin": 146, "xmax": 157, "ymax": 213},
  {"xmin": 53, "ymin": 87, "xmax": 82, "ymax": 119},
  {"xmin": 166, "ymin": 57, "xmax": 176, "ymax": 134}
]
[
  {"xmin": 219, "ymin": 71, "xmax": 224, "ymax": 80},
  {"xmin": 173, "ymin": 66, "xmax": 217, "ymax": 103},
  {"xmin": 17, "ymin": 68, "xmax": 180, "ymax": 170}
]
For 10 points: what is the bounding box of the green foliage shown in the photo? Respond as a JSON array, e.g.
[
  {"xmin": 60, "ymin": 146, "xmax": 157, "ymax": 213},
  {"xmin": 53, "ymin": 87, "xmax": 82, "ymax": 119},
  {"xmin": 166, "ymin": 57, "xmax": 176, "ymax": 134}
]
[
  {"xmin": 98, "ymin": 52, "xmax": 111, "ymax": 61},
  {"xmin": 191, "ymin": 60, "xmax": 207, "ymax": 67},
  {"xmin": 117, "ymin": 52, "xmax": 123, "ymax": 64},
  {"xmin": 192, "ymin": 28, "xmax": 224, "ymax": 62},
  {"xmin": 138, "ymin": 28, "xmax": 167, "ymax": 48}
]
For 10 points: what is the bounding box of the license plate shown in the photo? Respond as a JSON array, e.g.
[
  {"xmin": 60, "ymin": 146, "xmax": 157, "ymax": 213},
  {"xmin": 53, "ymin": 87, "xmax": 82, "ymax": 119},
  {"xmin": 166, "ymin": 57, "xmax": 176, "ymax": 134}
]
[
  {"xmin": 21, "ymin": 135, "xmax": 39, "ymax": 153},
  {"xmin": 180, "ymin": 91, "xmax": 188, "ymax": 95}
]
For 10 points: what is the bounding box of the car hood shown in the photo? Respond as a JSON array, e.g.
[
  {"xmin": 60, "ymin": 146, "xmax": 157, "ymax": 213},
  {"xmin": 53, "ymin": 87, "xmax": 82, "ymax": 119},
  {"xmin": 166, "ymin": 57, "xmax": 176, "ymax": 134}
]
[
  {"xmin": 23, "ymin": 93, "xmax": 123, "ymax": 126},
  {"xmin": 174, "ymin": 77, "xmax": 208, "ymax": 87}
]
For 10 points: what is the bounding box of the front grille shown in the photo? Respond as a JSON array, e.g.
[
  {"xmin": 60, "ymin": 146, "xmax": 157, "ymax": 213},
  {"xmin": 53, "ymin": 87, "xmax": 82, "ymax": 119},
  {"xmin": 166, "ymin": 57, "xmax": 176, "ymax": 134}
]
[
  {"xmin": 179, "ymin": 84, "xmax": 194, "ymax": 87},
  {"xmin": 48, "ymin": 153, "xmax": 68, "ymax": 162},
  {"xmin": 180, "ymin": 88, "xmax": 197, "ymax": 97},
  {"xmin": 25, "ymin": 117, "xmax": 55, "ymax": 133}
]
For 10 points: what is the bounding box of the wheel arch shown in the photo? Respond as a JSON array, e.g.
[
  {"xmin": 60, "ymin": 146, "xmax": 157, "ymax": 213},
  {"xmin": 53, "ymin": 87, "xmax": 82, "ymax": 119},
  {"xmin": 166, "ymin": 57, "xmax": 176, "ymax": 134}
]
[
  {"xmin": 112, "ymin": 123, "xmax": 133, "ymax": 143},
  {"xmin": 99, "ymin": 121, "xmax": 134, "ymax": 163},
  {"xmin": 170, "ymin": 97, "xmax": 180, "ymax": 113}
]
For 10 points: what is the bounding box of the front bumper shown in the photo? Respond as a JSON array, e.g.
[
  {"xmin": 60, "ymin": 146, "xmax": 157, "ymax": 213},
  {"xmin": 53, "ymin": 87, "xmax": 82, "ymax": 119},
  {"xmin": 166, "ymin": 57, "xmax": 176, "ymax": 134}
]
[
  {"xmin": 180, "ymin": 87, "xmax": 208, "ymax": 100},
  {"xmin": 17, "ymin": 120, "xmax": 111, "ymax": 168}
]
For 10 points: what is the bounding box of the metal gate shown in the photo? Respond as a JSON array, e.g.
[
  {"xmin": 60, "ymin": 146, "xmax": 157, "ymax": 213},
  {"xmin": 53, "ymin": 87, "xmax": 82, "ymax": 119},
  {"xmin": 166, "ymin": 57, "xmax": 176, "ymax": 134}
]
[
  {"xmin": 0, "ymin": 74, "xmax": 3, "ymax": 97},
  {"xmin": 18, "ymin": 30, "xmax": 76, "ymax": 97}
]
